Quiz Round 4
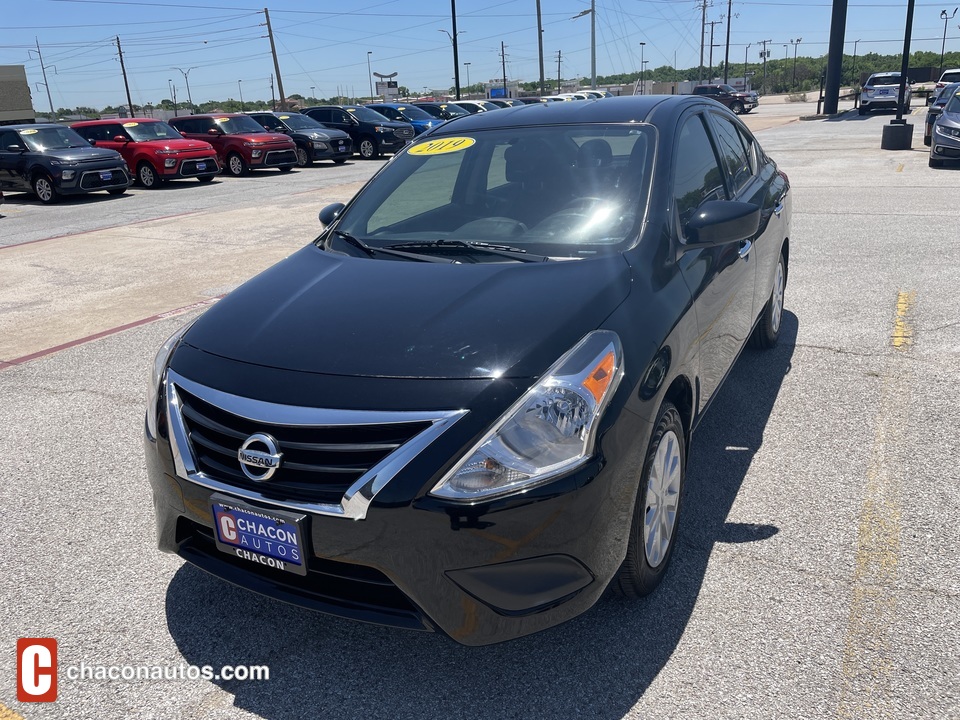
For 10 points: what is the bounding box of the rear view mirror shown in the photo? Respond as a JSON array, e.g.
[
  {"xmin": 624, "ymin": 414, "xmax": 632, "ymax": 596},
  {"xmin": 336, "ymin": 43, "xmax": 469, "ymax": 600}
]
[
  {"xmin": 6, "ymin": 144, "xmax": 26, "ymax": 152},
  {"xmin": 207, "ymin": 128, "xmax": 222, "ymax": 136},
  {"xmin": 113, "ymin": 135, "xmax": 127, "ymax": 143},
  {"xmin": 684, "ymin": 200, "xmax": 760, "ymax": 248},
  {"xmin": 318, "ymin": 203, "xmax": 345, "ymax": 228}
]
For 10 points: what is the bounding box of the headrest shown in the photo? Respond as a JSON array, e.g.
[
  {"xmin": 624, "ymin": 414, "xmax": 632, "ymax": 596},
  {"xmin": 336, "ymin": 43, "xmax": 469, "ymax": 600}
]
[{"xmin": 577, "ymin": 138, "xmax": 613, "ymax": 168}]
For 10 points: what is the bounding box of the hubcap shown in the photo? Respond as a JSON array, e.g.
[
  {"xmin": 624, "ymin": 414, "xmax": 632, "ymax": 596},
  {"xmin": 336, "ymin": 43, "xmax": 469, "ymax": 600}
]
[
  {"xmin": 361, "ymin": 141, "xmax": 374, "ymax": 158},
  {"xmin": 229, "ymin": 156, "xmax": 243, "ymax": 174},
  {"xmin": 140, "ymin": 166, "xmax": 155, "ymax": 186},
  {"xmin": 643, "ymin": 429, "xmax": 682, "ymax": 568},
  {"xmin": 771, "ymin": 260, "xmax": 785, "ymax": 333},
  {"xmin": 36, "ymin": 178, "xmax": 52, "ymax": 201},
  {"xmin": 297, "ymin": 148, "xmax": 308, "ymax": 166}
]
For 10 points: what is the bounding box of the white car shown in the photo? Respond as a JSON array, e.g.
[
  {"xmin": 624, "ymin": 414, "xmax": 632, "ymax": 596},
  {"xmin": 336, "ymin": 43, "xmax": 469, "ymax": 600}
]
[{"xmin": 859, "ymin": 72, "xmax": 911, "ymax": 115}]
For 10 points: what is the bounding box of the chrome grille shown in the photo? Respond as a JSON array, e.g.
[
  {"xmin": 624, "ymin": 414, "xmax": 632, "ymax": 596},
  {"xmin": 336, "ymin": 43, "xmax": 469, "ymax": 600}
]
[
  {"xmin": 164, "ymin": 370, "xmax": 466, "ymax": 519},
  {"xmin": 79, "ymin": 168, "xmax": 128, "ymax": 189}
]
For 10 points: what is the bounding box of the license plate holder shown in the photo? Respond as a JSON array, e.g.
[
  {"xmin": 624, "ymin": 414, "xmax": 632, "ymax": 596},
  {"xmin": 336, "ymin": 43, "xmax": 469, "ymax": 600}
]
[
  {"xmin": 197, "ymin": 162, "xmax": 207, "ymax": 170},
  {"xmin": 100, "ymin": 171, "xmax": 113, "ymax": 181},
  {"xmin": 210, "ymin": 494, "xmax": 307, "ymax": 576}
]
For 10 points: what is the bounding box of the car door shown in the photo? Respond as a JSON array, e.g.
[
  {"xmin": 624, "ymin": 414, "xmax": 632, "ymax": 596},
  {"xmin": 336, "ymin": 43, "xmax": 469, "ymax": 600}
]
[
  {"xmin": 0, "ymin": 130, "xmax": 31, "ymax": 191},
  {"xmin": 93, "ymin": 123, "xmax": 128, "ymax": 157},
  {"xmin": 672, "ymin": 110, "xmax": 757, "ymax": 412}
]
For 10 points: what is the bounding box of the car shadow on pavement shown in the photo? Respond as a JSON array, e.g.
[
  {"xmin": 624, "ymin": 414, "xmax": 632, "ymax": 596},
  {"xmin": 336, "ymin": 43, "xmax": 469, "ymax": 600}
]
[{"xmin": 165, "ymin": 311, "xmax": 797, "ymax": 720}]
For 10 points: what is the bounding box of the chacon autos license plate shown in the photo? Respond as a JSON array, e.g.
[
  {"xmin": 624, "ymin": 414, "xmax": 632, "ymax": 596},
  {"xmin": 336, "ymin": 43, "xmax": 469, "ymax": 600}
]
[
  {"xmin": 211, "ymin": 494, "xmax": 307, "ymax": 576},
  {"xmin": 197, "ymin": 162, "xmax": 207, "ymax": 170},
  {"xmin": 100, "ymin": 171, "xmax": 112, "ymax": 180}
]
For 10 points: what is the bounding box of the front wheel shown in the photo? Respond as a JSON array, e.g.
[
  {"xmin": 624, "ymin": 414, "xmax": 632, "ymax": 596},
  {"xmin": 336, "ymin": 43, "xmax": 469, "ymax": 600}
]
[
  {"xmin": 750, "ymin": 250, "xmax": 786, "ymax": 349},
  {"xmin": 225, "ymin": 152, "xmax": 248, "ymax": 177},
  {"xmin": 613, "ymin": 402, "xmax": 686, "ymax": 598},
  {"xmin": 358, "ymin": 136, "xmax": 378, "ymax": 159},
  {"xmin": 295, "ymin": 146, "xmax": 312, "ymax": 167},
  {"xmin": 730, "ymin": 101, "xmax": 744, "ymax": 114},
  {"xmin": 33, "ymin": 174, "xmax": 60, "ymax": 204},
  {"xmin": 137, "ymin": 161, "xmax": 161, "ymax": 189}
]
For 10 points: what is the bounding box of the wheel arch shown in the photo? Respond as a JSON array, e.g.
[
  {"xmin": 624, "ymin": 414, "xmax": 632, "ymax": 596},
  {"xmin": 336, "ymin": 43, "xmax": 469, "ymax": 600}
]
[{"xmin": 662, "ymin": 374, "xmax": 694, "ymax": 451}]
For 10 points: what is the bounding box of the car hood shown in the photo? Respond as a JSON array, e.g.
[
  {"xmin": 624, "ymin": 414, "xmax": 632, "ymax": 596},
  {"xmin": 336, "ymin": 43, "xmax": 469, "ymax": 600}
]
[
  {"xmin": 183, "ymin": 245, "xmax": 631, "ymax": 380},
  {"xmin": 295, "ymin": 129, "xmax": 351, "ymax": 141},
  {"xmin": 39, "ymin": 146, "xmax": 122, "ymax": 163},
  {"xmin": 229, "ymin": 132, "xmax": 292, "ymax": 144},
  {"xmin": 138, "ymin": 139, "xmax": 213, "ymax": 151}
]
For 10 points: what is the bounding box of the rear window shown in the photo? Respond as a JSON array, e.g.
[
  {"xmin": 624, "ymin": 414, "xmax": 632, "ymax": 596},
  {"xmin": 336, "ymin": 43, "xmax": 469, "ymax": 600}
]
[
  {"xmin": 940, "ymin": 71, "xmax": 960, "ymax": 84},
  {"xmin": 867, "ymin": 75, "xmax": 901, "ymax": 87}
]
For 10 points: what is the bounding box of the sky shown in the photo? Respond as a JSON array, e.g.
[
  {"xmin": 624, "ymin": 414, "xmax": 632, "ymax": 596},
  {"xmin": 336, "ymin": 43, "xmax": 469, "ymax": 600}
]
[{"xmin": 1, "ymin": 0, "xmax": 955, "ymax": 111}]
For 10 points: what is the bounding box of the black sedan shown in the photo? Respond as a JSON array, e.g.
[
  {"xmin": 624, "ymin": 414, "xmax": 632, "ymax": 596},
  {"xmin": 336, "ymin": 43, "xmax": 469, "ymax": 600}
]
[
  {"xmin": 144, "ymin": 95, "xmax": 791, "ymax": 646},
  {"xmin": 246, "ymin": 111, "xmax": 353, "ymax": 166},
  {"xmin": 0, "ymin": 124, "xmax": 131, "ymax": 204}
]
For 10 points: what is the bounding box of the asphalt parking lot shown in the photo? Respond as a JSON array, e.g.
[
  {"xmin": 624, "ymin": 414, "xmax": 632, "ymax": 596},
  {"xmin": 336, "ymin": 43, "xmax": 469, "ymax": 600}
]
[{"xmin": 1, "ymin": 98, "xmax": 958, "ymax": 719}]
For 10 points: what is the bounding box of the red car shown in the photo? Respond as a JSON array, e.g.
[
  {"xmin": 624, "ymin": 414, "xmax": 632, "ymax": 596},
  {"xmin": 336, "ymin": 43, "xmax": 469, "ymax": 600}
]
[
  {"xmin": 168, "ymin": 114, "xmax": 297, "ymax": 176},
  {"xmin": 72, "ymin": 118, "xmax": 220, "ymax": 188}
]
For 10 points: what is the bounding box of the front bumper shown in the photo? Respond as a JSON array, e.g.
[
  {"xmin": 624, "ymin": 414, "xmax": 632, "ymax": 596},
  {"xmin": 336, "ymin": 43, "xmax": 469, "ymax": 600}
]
[
  {"xmin": 932, "ymin": 125, "xmax": 960, "ymax": 159},
  {"xmin": 145, "ymin": 359, "xmax": 648, "ymax": 646},
  {"xmin": 160, "ymin": 155, "xmax": 220, "ymax": 179},
  {"xmin": 311, "ymin": 139, "xmax": 353, "ymax": 161},
  {"xmin": 56, "ymin": 164, "xmax": 131, "ymax": 195}
]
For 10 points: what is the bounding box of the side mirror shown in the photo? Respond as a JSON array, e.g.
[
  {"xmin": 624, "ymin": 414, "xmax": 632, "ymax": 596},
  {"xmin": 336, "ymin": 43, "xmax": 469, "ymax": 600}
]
[
  {"xmin": 6, "ymin": 144, "xmax": 26, "ymax": 152},
  {"xmin": 207, "ymin": 128, "xmax": 222, "ymax": 136},
  {"xmin": 113, "ymin": 135, "xmax": 127, "ymax": 143},
  {"xmin": 929, "ymin": 107, "xmax": 943, "ymax": 118},
  {"xmin": 683, "ymin": 200, "xmax": 760, "ymax": 248},
  {"xmin": 318, "ymin": 202, "xmax": 345, "ymax": 228},
  {"xmin": 88, "ymin": 139, "xmax": 97, "ymax": 146}
]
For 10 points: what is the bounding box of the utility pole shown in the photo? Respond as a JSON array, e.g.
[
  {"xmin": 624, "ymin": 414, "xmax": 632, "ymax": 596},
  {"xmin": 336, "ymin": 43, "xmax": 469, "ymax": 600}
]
[
  {"xmin": 941, "ymin": 8, "xmax": 958, "ymax": 77},
  {"xmin": 699, "ymin": 0, "xmax": 708, "ymax": 84},
  {"xmin": 263, "ymin": 8, "xmax": 287, "ymax": 110},
  {"xmin": 556, "ymin": 50, "xmax": 562, "ymax": 93},
  {"xmin": 744, "ymin": 44, "xmax": 751, "ymax": 85},
  {"xmin": 723, "ymin": 0, "xmax": 733, "ymax": 83},
  {"xmin": 168, "ymin": 79, "xmax": 178, "ymax": 117},
  {"xmin": 33, "ymin": 39, "xmax": 56, "ymax": 118},
  {"xmin": 639, "ymin": 42, "xmax": 646, "ymax": 94},
  {"xmin": 791, "ymin": 38, "xmax": 802, "ymax": 87},
  {"xmin": 822, "ymin": 0, "xmax": 848, "ymax": 114},
  {"xmin": 707, "ymin": 21, "xmax": 722, "ymax": 82},
  {"xmin": 590, "ymin": 0, "xmax": 596, "ymax": 88},
  {"xmin": 758, "ymin": 39, "xmax": 772, "ymax": 95},
  {"xmin": 269, "ymin": 73, "xmax": 276, "ymax": 109},
  {"xmin": 536, "ymin": 0, "xmax": 546, "ymax": 96},
  {"xmin": 451, "ymin": 0, "xmax": 462, "ymax": 100},
  {"xmin": 500, "ymin": 42, "xmax": 508, "ymax": 96},
  {"xmin": 115, "ymin": 36, "xmax": 134, "ymax": 118}
]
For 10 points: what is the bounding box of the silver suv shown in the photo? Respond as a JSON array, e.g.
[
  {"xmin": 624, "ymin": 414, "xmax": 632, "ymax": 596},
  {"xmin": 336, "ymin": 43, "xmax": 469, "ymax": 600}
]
[{"xmin": 859, "ymin": 72, "xmax": 911, "ymax": 115}]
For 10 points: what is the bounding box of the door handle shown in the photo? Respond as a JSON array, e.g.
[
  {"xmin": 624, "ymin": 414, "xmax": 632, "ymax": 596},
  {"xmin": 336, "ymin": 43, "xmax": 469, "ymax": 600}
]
[{"xmin": 738, "ymin": 239, "xmax": 752, "ymax": 259}]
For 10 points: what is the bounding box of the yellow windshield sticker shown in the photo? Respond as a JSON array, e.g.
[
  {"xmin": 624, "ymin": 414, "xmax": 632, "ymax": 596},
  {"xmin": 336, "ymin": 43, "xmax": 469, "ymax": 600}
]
[
  {"xmin": 21, "ymin": 129, "xmax": 38, "ymax": 134},
  {"xmin": 214, "ymin": 117, "xmax": 229, "ymax": 123},
  {"xmin": 408, "ymin": 137, "xmax": 476, "ymax": 156},
  {"xmin": 279, "ymin": 115, "xmax": 290, "ymax": 119},
  {"xmin": 397, "ymin": 106, "xmax": 406, "ymax": 111},
  {"xmin": 347, "ymin": 108, "xmax": 357, "ymax": 112},
  {"xmin": 123, "ymin": 122, "xmax": 138, "ymax": 127}
]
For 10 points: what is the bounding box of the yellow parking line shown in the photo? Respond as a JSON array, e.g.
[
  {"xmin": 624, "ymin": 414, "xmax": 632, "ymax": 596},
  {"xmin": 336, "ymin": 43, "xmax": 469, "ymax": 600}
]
[
  {"xmin": 895, "ymin": 163, "xmax": 904, "ymax": 172},
  {"xmin": 836, "ymin": 290, "xmax": 913, "ymax": 718},
  {"xmin": 0, "ymin": 703, "xmax": 25, "ymax": 720}
]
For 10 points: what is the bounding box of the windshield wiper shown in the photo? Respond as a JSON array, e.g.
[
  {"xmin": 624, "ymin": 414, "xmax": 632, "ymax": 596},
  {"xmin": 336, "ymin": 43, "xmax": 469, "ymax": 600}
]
[
  {"xmin": 329, "ymin": 230, "xmax": 454, "ymax": 263},
  {"xmin": 385, "ymin": 239, "xmax": 550, "ymax": 263}
]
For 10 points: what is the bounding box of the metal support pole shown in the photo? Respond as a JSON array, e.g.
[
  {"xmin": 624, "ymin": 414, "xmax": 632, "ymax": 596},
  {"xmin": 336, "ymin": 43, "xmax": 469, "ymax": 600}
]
[
  {"xmin": 823, "ymin": 0, "xmax": 849, "ymax": 114},
  {"xmin": 263, "ymin": 8, "xmax": 287, "ymax": 110}
]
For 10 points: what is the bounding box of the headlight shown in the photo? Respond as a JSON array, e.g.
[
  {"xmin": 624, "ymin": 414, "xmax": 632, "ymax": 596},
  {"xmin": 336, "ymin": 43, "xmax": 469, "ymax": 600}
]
[
  {"xmin": 430, "ymin": 330, "xmax": 623, "ymax": 501},
  {"xmin": 312, "ymin": 141, "xmax": 328, "ymax": 150},
  {"xmin": 49, "ymin": 160, "xmax": 78, "ymax": 167},
  {"xmin": 936, "ymin": 123, "xmax": 960, "ymax": 138},
  {"xmin": 164, "ymin": 159, "xmax": 176, "ymax": 168},
  {"xmin": 145, "ymin": 322, "xmax": 194, "ymax": 440},
  {"xmin": 374, "ymin": 126, "xmax": 389, "ymax": 133},
  {"xmin": 250, "ymin": 149, "xmax": 263, "ymax": 158},
  {"xmin": 156, "ymin": 149, "xmax": 178, "ymax": 155}
]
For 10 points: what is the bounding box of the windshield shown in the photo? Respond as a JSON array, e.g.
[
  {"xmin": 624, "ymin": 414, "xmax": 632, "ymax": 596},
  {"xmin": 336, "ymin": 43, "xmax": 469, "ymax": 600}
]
[
  {"xmin": 124, "ymin": 121, "xmax": 183, "ymax": 142},
  {"xmin": 394, "ymin": 105, "xmax": 434, "ymax": 121},
  {"xmin": 214, "ymin": 116, "xmax": 267, "ymax": 134},
  {"xmin": 345, "ymin": 106, "xmax": 391, "ymax": 123},
  {"xmin": 945, "ymin": 92, "xmax": 960, "ymax": 114},
  {"xmin": 278, "ymin": 113, "xmax": 325, "ymax": 130},
  {"xmin": 867, "ymin": 75, "xmax": 900, "ymax": 87},
  {"xmin": 937, "ymin": 83, "xmax": 960, "ymax": 105},
  {"xmin": 941, "ymin": 71, "xmax": 960, "ymax": 83},
  {"xmin": 18, "ymin": 126, "xmax": 89, "ymax": 151},
  {"xmin": 332, "ymin": 124, "xmax": 656, "ymax": 259},
  {"xmin": 437, "ymin": 103, "xmax": 468, "ymax": 116}
]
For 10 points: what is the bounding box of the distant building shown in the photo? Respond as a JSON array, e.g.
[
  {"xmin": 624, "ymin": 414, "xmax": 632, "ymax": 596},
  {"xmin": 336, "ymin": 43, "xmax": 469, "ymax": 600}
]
[{"xmin": 0, "ymin": 65, "xmax": 37, "ymax": 125}]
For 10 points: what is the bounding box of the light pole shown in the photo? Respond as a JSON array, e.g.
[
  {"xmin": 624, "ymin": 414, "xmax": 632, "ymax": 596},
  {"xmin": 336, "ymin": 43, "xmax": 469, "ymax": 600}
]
[
  {"xmin": 941, "ymin": 9, "xmax": 958, "ymax": 77},
  {"xmin": 571, "ymin": 3, "xmax": 596, "ymax": 89},
  {"xmin": 172, "ymin": 66, "xmax": 196, "ymax": 111},
  {"xmin": 310, "ymin": 85, "xmax": 315, "ymax": 101},
  {"xmin": 438, "ymin": 28, "xmax": 465, "ymax": 99},
  {"xmin": 464, "ymin": 61, "xmax": 471, "ymax": 95},
  {"xmin": 642, "ymin": 61, "xmax": 649, "ymax": 93},
  {"xmin": 853, "ymin": 39, "xmax": 861, "ymax": 85},
  {"xmin": 366, "ymin": 51, "xmax": 373, "ymax": 100},
  {"xmin": 791, "ymin": 38, "xmax": 802, "ymax": 88},
  {"xmin": 744, "ymin": 43, "xmax": 751, "ymax": 85},
  {"xmin": 168, "ymin": 79, "xmax": 178, "ymax": 117},
  {"xmin": 238, "ymin": 80, "xmax": 244, "ymax": 111},
  {"xmin": 638, "ymin": 41, "xmax": 646, "ymax": 94}
]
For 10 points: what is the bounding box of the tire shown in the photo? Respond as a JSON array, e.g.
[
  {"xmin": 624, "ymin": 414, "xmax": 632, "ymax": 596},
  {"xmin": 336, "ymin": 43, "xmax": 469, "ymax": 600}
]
[
  {"xmin": 730, "ymin": 101, "xmax": 744, "ymax": 115},
  {"xmin": 929, "ymin": 156, "xmax": 944, "ymax": 168},
  {"xmin": 279, "ymin": 166, "xmax": 293, "ymax": 173},
  {"xmin": 613, "ymin": 402, "xmax": 686, "ymax": 598},
  {"xmin": 137, "ymin": 161, "xmax": 161, "ymax": 189},
  {"xmin": 750, "ymin": 250, "xmax": 787, "ymax": 349},
  {"xmin": 358, "ymin": 136, "xmax": 378, "ymax": 159},
  {"xmin": 924, "ymin": 135, "xmax": 931, "ymax": 147},
  {"xmin": 225, "ymin": 152, "xmax": 248, "ymax": 177},
  {"xmin": 858, "ymin": 106, "xmax": 866, "ymax": 116},
  {"xmin": 333, "ymin": 158, "xmax": 348, "ymax": 165},
  {"xmin": 107, "ymin": 188, "xmax": 127, "ymax": 196},
  {"xmin": 295, "ymin": 146, "xmax": 312, "ymax": 167},
  {"xmin": 197, "ymin": 176, "xmax": 214, "ymax": 183},
  {"xmin": 32, "ymin": 174, "xmax": 60, "ymax": 204}
]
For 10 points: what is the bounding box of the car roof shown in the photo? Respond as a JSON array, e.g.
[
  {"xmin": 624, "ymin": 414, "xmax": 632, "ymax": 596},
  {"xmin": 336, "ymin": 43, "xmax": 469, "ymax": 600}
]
[
  {"xmin": 4, "ymin": 123, "xmax": 70, "ymax": 130},
  {"xmin": 72, "ymin": 118, "xmax": 162, "ymax": 125},
  {"xmin": 170, "ymin": 113, "xmax": 243, "ymax": 119},
  {"xmin": 421, "ymin": 94, "xmax": 693, "ymax": 133}
]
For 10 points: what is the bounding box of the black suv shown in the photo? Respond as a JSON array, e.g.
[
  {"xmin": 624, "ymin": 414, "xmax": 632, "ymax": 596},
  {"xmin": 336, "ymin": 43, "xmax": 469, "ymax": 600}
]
[
  {"xmin": 301, "ymin": 105, "xmax": 414, "ymax": 159},
  {"xmin": 691, "ymin": 84, "xmax": 758, "ymax": 114},
  {"xmin": 0, "ymin": 124, "xmax": 131, "ymax": 204},
  {"xmin": 247, "ymin": 112, "xmax": 353, "ymax": 167}
]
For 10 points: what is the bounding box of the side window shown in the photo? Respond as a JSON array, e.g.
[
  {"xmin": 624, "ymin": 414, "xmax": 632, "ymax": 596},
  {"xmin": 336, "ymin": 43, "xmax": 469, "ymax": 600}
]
[
  {"xmin": 0, "ymin": 130, "xmax": 19, "ymax": 149},
  {"xmin": 260, "ymin": 115, "xmax": 282, "ymax": 131},
  {"xmin": 311, "ymin": 108, "xmax": 331, "ymax": 123},
  {"xmin": 673, "ymin": 114, "xmax": 726, "ymax": 231},
  {"xmin": 709, "ymin": 114, "xmax": 753, "ymax": 193},
  {"xmin": 106, "ymin": 124, "xmax": 127, "ymax": 140},
  {"xmin": 173, "ymin": 119, "xmax": 195, "ymax": 134},
  {"xmin": 334, "ymin": 110, "xmax": 351, "ymax": 123}
]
